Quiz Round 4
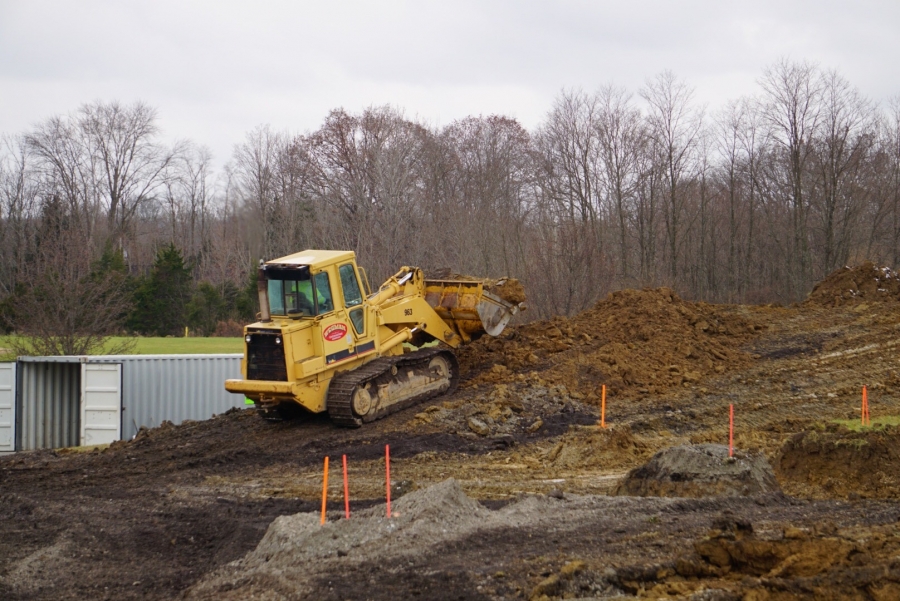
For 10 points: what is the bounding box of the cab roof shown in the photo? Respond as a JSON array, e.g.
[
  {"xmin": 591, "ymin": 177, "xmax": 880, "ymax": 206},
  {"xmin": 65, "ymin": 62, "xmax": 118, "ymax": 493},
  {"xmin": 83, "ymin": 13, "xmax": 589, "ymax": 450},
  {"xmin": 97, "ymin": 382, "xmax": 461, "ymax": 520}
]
[{"xmin": 266, "ymin": 249, "xmax": 356, "ymax": 268}]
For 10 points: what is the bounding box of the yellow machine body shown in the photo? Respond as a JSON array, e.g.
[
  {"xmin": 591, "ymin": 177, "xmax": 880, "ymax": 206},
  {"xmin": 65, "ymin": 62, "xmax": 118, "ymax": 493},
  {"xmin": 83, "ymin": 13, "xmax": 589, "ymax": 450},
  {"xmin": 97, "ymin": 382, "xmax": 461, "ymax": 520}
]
[{"xmin": 224, "ymin": 250, "xmax": 523, "ymax": 419}]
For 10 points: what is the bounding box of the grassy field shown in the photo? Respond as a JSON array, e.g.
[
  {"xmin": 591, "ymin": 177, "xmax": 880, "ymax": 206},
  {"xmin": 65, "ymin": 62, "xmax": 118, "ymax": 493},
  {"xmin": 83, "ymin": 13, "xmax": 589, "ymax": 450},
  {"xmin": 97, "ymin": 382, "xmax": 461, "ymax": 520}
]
[
  {"xmin": 0, "ymin": 336, "xmax": 243, "ymax": 360},
  {"xmin": 832, "ymin": 415, "xmax": 900, "ymax": 431}
]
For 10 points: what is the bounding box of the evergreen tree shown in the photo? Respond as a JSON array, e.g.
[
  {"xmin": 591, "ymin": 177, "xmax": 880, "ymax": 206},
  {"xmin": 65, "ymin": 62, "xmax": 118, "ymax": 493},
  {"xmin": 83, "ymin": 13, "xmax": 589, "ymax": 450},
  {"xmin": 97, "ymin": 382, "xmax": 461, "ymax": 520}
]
[
  {"xmin": 128, "ymin": 244, "xmax": 193, "ymax": 336},
  {"xmin": 187, "ymin": 282, "xmax": 226, "ymax": 336},
  {"xmin": 235, "ymin": 268, "xmax": 259, "ymax": 322}
]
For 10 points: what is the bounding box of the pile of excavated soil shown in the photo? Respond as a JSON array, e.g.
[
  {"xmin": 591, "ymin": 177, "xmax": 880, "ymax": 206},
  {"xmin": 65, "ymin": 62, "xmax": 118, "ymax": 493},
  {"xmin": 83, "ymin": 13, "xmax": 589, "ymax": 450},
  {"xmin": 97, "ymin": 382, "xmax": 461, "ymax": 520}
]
[
  {"xmin": 806, "ymin": 262, "xmax": 900, "ymax": 307},
  {"xmin": 540, "ymin": 425, "xmax": 651, "ymax": 471},
  {"xmin": 184, "ymin": 480, "xmax": 506, "ymax": 600},
  {"xmin": 614, "ymin": 444, "xmax": 782, "ymax": 498},
  {"xmin": 185, "ymin": 477, "xmax": 900, "ymax": 601},
  {"xmin": 775, "ymin": 425, "xmax": 900, "ymax": 499},
  {"xmin": 679, "ymin": 518, "xmax": 900, "ymax": 599},
  {"xmin": 459, "ymin": 287, "xmax": 763, "ymax": 400}
]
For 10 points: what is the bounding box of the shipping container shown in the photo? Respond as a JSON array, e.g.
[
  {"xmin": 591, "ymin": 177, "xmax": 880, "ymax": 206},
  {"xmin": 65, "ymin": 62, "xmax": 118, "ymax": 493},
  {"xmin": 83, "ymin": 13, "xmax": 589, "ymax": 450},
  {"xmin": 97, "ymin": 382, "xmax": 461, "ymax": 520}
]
[{"xmin": 10, "ymin": 354, "xmax": 244, "ymax": 452}]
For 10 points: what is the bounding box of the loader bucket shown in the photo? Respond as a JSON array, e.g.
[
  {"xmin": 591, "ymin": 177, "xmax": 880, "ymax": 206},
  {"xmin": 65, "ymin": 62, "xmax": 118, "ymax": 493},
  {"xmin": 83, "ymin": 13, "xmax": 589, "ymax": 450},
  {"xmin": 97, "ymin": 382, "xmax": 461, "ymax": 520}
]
[
  {"xmin": 476, "ymin": 291, "xmax": 519, "ymax": 336},
  {"xmin": 423, "ymin": 278, "xmax": 525, "ymax": 342}
]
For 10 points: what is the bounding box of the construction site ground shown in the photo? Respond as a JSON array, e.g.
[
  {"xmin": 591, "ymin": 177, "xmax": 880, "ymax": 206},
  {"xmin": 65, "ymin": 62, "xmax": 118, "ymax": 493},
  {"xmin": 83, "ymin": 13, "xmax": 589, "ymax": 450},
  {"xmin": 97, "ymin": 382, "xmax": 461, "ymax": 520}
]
[{"xmin": 3, "ymin": 263, "xmax": 900, "ymax": 600}]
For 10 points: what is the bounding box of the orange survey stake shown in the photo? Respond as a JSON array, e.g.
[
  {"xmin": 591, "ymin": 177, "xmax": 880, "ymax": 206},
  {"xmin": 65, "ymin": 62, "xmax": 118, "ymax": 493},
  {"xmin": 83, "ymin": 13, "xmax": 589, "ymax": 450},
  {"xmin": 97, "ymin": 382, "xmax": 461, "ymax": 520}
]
[
  {"xmin": 342, "ymin": 454, "xmax": 350, "ymax": 519},
  {"xmin": 321, "ymin": 456, "xmax": 329, "ymax": 525},
  {"xmin": 862, "ymin": 386, "xmax": 870, "ymax": 427},
  {"xmin": 600, "ymin": 384, "xmax": 607, "ymax": 429},
  {"xmin": 385, "ymin": 444, "xmax": 392, "ymax": 518}
]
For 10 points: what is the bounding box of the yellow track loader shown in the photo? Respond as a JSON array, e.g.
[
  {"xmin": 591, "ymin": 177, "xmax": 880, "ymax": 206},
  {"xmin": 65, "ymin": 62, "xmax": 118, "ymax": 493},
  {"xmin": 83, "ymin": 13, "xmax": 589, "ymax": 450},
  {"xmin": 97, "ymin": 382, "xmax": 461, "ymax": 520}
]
[{"xmin": 224, "ymin": 250, "xmax": 525, "ymax": 426}]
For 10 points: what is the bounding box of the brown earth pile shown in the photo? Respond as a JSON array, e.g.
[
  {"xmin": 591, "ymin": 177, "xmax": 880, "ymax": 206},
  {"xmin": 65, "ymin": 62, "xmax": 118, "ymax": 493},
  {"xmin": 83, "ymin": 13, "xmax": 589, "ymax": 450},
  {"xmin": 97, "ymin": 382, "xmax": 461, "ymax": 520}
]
[
  {"xmin": 806, "ymin": 262, "xmax": 900, "ymax": 307},
  {"xmin": 614, "ymin": 444, "xmax": 782, "ymax": 498},
  {"xmin": 459, "ymin": 287, "xmax": 763, "ymax": 400},
  {"xmin": 185, "ymin": 480, "xmax": 496, "ymax": 600},
  {"xmin": 540, "ymin": 424, "xmax": 650, "ymax": 471},
  {"xmin": 671, "ymin": 518, "xmax": 900, "ymax": 600},
  {"xmin": 775, "ymin": 425, "xmax": 900, "ymax": 499}
]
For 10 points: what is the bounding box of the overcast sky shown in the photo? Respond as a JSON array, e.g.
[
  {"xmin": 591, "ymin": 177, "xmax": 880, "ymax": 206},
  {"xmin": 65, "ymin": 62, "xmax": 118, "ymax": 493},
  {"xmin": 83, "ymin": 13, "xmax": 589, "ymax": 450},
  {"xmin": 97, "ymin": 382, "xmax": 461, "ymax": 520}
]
[{"xmin": 1, "ymin": 1, "xmax": 898, "ymax": 168}]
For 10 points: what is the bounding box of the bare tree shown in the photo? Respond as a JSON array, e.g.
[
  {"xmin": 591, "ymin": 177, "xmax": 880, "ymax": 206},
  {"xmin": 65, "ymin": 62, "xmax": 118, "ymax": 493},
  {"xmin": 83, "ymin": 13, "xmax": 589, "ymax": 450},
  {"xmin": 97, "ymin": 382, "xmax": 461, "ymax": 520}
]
[
  {"xmin": 641, "ymin": 71, "xmax": 703, "ymax": 280},
  {"xmin": 759, "ymin": 59, "xmax": 822, "ymax": 296},
  {"xmin": 3, "ymin": 200, "xmax": 135, "ymax": 356},
  {"xmin": 25, "ymin": 115, "xmax": 98, "ymax": 242},
  {"xmin": 441, "ymin": 115, "xmax": 533, "ymax": 278},
  {"xmin": 163, "ymin": 142, "xmax": 215, "ymax": 264},
  {"xmin": 0, "ymin": 136, "xmax": 41, "ymax": 297},
  {"xmin": 305, "ymin": 106, "xmax": 430, "ymax": 280},
  {"xmin": 633, "ymin": 144, "xmax": 663, "ymax": 284},
  {"xmin": 714, "ymin": 97, "xmax": 768, "ymax": 300},
  {"xmin": 232, "ymin": 125, "xmax": 286, "ymax": 260},
  {"xmin": 81, "ymin": 101, "xmax": 175, "ymax": 242},
  {"xmin": 25, "ymin": 101, "xmax": 175, "ymax": 252},
  {"xmin": 595, "ymin": 84, "xmax": 645, "ymax": 282},
  {"xmin": 886, "ymin": 98, "xmax": 900, "ymax": 264},
  {"xmin": 809, "ymin": 70, "xmax": 876, "ymax": 274},
  {"xmin": 533, "ymin": 90, "xmax": 610, "ymax": 315}
]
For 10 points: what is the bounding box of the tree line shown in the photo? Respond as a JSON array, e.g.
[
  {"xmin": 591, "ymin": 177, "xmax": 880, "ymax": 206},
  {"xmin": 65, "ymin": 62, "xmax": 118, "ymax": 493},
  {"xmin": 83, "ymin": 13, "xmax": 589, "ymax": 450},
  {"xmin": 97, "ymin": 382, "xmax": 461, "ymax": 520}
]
[{"xmin": 1, "ymin": 59, "xmax": 899, "ymax": 353}]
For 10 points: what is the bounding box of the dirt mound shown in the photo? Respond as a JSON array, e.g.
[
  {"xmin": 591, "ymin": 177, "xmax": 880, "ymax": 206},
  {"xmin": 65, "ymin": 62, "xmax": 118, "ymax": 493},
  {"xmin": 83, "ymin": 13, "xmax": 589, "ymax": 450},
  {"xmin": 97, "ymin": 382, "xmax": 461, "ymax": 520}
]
[
  {"xmin": 540, "ymin": 425, "xmax": 650, "ymax": 470},
  {"xmin": 185, "ymin": 480, "xmax": 494, "ymax": 600},
  {"xmin": 806, "ymin": 262, "xmax": 900, "ymax": 307},
  {"xmin": 673, "ymin": 519, "xmax": 900, "ymax": 599},
  {"xmin": 775, "ymin": 425, "xmax": 900, "ymax": 499},
  {"xmin": 460, "ymin": 287, "xmax": 762, "ymax": 400},
  {"xmin": 613, "ymin": 444, "xmax": 782, "ymax": 498},
  {"xmin": 245, "ymin": 479, "xmax": 488, "ymax": 567}
]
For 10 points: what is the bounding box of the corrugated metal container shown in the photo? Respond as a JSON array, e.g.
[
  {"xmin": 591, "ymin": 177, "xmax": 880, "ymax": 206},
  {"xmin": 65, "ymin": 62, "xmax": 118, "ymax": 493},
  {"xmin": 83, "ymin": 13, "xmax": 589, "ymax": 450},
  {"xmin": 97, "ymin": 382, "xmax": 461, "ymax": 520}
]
[
  {"xmin": 17, "ymin": 361, "xmax": 81, "ymax": 451},
  {"xmin": 15, "ymin": 354, "xmax": 244, "ymax": 451}
]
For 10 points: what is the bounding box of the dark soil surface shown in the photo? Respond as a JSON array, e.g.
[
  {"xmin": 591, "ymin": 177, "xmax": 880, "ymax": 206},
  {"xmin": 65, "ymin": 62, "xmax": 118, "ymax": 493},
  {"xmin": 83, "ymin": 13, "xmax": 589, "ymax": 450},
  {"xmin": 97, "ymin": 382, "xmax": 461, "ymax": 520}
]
[{"xmin": 3, "ymin": 263, "xmax": 900, "ymax": 600}]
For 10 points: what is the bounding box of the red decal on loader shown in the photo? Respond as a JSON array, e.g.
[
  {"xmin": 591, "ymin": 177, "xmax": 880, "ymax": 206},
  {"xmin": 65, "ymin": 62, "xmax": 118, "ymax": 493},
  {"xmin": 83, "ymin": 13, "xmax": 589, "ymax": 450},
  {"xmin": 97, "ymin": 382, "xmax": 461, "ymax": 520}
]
[{"xmin": 323, "ymin": 323, "xmax": 348, "ymax": 342}]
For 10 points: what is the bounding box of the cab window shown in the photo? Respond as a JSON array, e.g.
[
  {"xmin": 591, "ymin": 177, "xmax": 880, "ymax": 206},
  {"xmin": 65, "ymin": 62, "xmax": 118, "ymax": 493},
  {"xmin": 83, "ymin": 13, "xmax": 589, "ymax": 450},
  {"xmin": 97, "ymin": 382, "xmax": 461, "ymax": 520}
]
[
  {"xmin": 268, "ymin": 278, "xmax": 314, "ymax": 317},
  {"xmin": 268, "ymin": 280, "xmax": 285, "ymax": 315},
  {"xmin": 339, "ymin": 264, "xmax": 363, "ymax": 307},
  {"xmin": 313, "ymin": 272, "xmax": 333, "ymax": 314}
]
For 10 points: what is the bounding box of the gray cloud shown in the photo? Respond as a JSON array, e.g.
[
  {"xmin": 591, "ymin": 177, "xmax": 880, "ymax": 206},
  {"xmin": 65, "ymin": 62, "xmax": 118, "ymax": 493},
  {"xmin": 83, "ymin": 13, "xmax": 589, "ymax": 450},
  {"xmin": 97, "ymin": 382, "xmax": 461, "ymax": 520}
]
[{"xmin": 1, "ymin": 0, "xmax": 898, "ymax": 167}]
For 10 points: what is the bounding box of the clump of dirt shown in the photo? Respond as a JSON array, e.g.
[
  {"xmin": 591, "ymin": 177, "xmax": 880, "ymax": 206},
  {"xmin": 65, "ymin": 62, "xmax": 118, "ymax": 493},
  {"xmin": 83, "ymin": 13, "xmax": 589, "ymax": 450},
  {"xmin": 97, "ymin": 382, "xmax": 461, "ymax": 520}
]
[
  {"xmin": 613, "ymin": 444, "xmax": 782, "ymax": 498},
  {"xmin": 487, "ymin": 277, "xmax": 526, "ymax": 305},
  {"xmin": 806, "ymin": 262, "xmax": 900, "ymax": 307},
  {"xmin": 460, "ymin": 287, "xmax": 763, "ymax": 400},
  {"xmin": 538, "ymin": 425, "xmax": 651, "ymax": 471},
  {"xmin": 775, "ymin": 425, "xmax": 900, "ymax": 499}
]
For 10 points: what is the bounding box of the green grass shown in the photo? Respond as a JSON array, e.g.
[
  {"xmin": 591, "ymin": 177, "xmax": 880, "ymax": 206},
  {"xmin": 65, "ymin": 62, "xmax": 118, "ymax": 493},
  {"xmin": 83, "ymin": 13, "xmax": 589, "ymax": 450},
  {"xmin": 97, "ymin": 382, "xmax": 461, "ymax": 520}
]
[
  {"xmin": 0, "ymin": 336, "xmax": 243, "ymax": 360},
  {"xmin": 832, "ymin": 415, "xmax": 900, "ymax": 432}
]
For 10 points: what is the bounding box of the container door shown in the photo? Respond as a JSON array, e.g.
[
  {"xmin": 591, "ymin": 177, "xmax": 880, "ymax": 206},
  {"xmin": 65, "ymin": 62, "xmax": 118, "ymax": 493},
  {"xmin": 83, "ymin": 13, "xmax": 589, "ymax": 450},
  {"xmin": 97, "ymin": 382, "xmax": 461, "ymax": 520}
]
[
  {"xmin": 80, "ymin": 363, "xmax": 121, "ymax": 446},
  {"xmin": 0, "ymin": 362, "xmax": 15, "ymax": 454}
]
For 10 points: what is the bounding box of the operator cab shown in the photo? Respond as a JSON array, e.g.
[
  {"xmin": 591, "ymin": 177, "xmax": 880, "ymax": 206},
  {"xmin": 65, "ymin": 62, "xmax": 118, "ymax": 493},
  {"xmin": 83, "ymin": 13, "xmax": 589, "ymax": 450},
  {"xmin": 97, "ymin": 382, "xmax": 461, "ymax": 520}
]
[
  {"xmin": 264, "ymin": 265, "xmax": 333, "ymax": 318},
  {"xmin": 257, "ymin": 249, "xmax": 358, "ymax": 323}
]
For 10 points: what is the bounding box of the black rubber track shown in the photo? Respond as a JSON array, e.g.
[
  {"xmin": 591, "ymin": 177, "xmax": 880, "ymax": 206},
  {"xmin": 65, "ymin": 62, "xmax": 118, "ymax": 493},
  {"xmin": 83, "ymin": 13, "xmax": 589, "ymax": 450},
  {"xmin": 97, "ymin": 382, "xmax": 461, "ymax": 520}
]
[{"xmin": 326, "ymin": 348, "xmax": 459, "ymax": 427}]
